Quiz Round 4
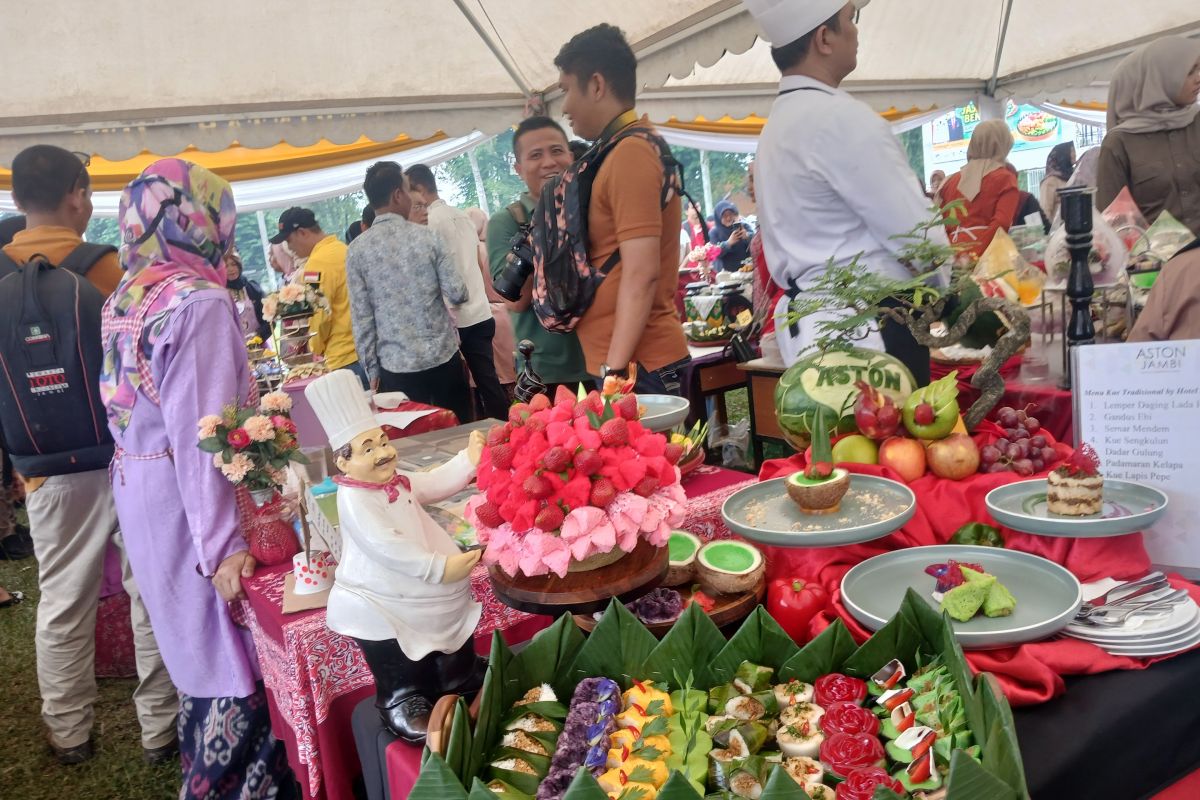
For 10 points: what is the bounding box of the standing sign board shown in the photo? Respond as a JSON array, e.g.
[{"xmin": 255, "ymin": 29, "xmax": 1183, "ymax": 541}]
[{"xmin": 1074, "ymin": 341, "xmax": 1200, "ymax": 575}]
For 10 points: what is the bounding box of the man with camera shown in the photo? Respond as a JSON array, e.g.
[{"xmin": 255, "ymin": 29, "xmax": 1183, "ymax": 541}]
[
  {"xmin": 554, "ymin": 24, "xmax": 691, "ymax": 395},
  {"xmin": 486, "ymin": 116, "xmax": 590, "ymax": 392}
]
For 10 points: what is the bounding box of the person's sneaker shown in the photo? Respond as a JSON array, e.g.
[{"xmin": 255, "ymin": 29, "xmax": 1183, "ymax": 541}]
[
  {"xmin": 49, "ymin": 738, "xmax": 94, "ymax": 766},
  {"xmin": 143, "ymin": 738, "xmax": 179, "ymax": 765}
]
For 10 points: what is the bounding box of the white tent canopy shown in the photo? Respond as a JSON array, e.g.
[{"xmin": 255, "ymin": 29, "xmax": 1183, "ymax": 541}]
[{"xmin": 1, "ymin": 0, "xmax": 1198, "ymax": 165}]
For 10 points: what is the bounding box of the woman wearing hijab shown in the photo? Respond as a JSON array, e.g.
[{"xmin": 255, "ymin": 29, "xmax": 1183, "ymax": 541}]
[
  {"xmin": 268, "ymin": 241, "xmax": 298, "ymax": 281},
  {"xmin": 1039, "ymin": 143, "xmax": 1076, "ymax": 221},
  {"xmin": 937, "ymin": 120, "xmax": 1020, "ymax": 256},
  {"xmin": 708, "ymin": 200, "xmax": 754, "ymax": 271},
  {"xmin": 225, "ymin": 248, "xmax": 272, "ymax": 342},
  {"xmin": 100, "ymin": 159, "xmax": 296, "ymax": 798},
  {"xmin": 1098, "ymin": 35, "xmax": 1200, "ymax": 235}
]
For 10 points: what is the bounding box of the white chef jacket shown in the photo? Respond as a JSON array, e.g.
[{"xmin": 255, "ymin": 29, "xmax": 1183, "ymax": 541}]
[
  {"xmin": 326, "ymin": 450, "xmax": 482, "ymax": 659},
  {"xmin": 756, "ymin": 75, "xmax": 948, "ymax": 363}
]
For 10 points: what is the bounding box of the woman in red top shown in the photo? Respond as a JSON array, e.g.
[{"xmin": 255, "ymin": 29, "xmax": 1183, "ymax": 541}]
[{"xmin": 938, "ymin": 120, "xmax": 1020, "ymax": 256}]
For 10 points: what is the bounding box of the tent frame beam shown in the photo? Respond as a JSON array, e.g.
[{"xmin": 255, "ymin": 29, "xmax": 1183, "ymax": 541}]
[
  {"xmin": 451, "ymin": 0, "xmax": 534, "ymax": 97},
  {"xmin": 986, "ymin": 0, "xmax": 1016, "ymax": 97}
]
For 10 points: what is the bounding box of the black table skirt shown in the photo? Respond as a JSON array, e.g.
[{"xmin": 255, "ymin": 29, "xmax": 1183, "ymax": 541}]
[{"xmin": 354, "ymin": 647, "xmax": 1200, "ymax": 800}]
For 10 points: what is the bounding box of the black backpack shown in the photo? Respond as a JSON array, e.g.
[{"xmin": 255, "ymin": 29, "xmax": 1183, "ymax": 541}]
[
  {"xmin": 528, "ymin": 127, "xmax": 703, "ymax": 333},
  {"xmin": 0, "ymin": 245, "xmax": 116, "ymax": 478}
]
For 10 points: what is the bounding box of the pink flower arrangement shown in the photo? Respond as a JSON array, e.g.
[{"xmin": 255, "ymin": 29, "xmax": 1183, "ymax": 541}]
[
  {"xmin": 466, "ymin": 385, "xmax": 686, "ymax": 578},
  {"xmin": 198, "ymin": 396, "xmax": 308, "ymax": 490}
]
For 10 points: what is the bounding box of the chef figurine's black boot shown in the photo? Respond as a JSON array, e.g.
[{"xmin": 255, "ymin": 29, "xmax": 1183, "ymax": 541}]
[
  {"xmin": 433, "ymin": 639, "xmax": 488, "ymax": 700},
  {"xmin": 353, "ymin": 637, "xmax": 437, "ymax": 744}
]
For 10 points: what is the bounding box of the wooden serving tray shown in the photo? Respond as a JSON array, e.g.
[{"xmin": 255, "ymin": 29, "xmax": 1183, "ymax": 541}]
[{"xmin": 489, "ymin": 540, "xmax": 668, "ymax": 616}]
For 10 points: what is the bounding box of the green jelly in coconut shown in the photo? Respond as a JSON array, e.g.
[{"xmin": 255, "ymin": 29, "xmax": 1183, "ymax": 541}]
[{"xmin": 785, "ymin": 411, "xmax": 850, "ymax": 513}]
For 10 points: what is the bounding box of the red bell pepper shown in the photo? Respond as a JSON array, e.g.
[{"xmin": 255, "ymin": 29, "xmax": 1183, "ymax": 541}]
[{"xmin": 767, "ymin": 578, "xmax": 829, "ymax": 643}]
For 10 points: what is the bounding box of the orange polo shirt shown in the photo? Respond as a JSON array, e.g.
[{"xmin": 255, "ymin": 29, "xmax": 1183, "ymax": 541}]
[{"xmin": 3, "ymin": 225, "xmax": 123, "ymax": 298}]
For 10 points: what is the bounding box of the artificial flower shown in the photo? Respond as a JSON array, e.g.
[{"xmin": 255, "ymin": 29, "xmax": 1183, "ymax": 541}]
[
  {"xmin": 220, "ymin": 453, "xmax": 254, "ymax": 483},
  {"xmin": 197, "ymin": 414, "xmax": 223, "ymax": 439},
  {"xmin": 260, "ymin": 391, "xmax": 292, "ymax": 413},
  {"xmin": 270, "ymin": 415, "xmax": 297, "ymax": 435},
  {"xmin": 243, "ymin": 415, "xmax": 276, "ymax": 443},
  {"xmin": 227, "ymin": 428, "xmax": 251, "ymax": 450}
]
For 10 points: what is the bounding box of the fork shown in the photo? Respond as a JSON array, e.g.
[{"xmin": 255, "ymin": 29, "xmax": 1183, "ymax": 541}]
[
  {"xmin": 1078, "ymin": 572, "xmax": 1166, "ymax": 613},
  {"xmin": 1075, "ymin": 583, "xmax": 1174, "ymax": 621},
  {"xmin": 1078, "ymin": 589, "xmax": 1189, "ymax": 627}
]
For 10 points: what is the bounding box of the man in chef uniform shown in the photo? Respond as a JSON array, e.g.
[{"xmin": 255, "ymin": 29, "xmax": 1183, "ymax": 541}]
[
  {"xmin": 745, "ymin": 0, "xmax": 947, "ymax": 385},
  {"xmin": 305, "ymin": 370, "xmax": 486, "ymax": 743}
]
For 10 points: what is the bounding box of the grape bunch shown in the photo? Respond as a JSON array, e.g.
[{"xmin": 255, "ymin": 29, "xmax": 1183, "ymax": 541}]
[{"xmin": 978, "ymin": 406, "xmax": 1056, "ymax": 477}]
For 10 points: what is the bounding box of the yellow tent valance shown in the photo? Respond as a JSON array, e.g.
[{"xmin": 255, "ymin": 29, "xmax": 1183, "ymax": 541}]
[{"xmin": 0, "ymin": 133, "xmax": 447, "ymax": 193}]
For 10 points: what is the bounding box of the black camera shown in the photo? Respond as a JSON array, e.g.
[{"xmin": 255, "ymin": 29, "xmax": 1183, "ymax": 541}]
[{"xmin": 493, "ymin": 224, "xmax": 535, "ymax": 302}]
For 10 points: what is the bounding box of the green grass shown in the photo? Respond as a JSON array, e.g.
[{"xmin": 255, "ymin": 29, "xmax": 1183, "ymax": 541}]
[{"xmin": 0, "ymin": 557, "xmax": 180, "ymax": 800}]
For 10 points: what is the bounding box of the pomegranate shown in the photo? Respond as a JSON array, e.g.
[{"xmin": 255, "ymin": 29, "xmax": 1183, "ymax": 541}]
[{"xmin": 853, "ymin": 380, "xmax": 902, "ymax": 441}]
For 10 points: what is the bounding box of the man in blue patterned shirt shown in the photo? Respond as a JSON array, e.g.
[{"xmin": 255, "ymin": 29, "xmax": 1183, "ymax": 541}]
[{"xmin": 346, "ymin": 161, "xmax": 471, "ymax": 423}]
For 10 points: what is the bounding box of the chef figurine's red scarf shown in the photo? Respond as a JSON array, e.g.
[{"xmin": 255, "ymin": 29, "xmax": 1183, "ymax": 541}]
[{"xmin": 332, "ymin": 473, "xmax": 411, "ymax": 503}]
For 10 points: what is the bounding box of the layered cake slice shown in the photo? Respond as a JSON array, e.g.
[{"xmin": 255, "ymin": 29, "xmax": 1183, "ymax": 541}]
[{"xmin": 1047, "ymin": 444, "xmax": 1103, "ymax": 516}]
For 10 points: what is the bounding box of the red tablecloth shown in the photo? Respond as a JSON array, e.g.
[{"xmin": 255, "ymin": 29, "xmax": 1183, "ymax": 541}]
[
  {"xmin": 383, "ymin": 465, "xmax": 756, "ymax": 800},
  {"xmin": 931, "ymin": 356, "xmax": 1074, "ymax": 444},
  {"xmin": 757, "ymin": 454, "xmax": 1200, "ymax": 707}
]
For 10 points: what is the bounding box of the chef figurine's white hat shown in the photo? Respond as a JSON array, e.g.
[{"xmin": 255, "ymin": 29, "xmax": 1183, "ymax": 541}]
[
  {"xmin": 305, "ymin": 370, "xmax": 379, "ymax": 451},
  {"xmin": 742, "ymin": 0, "xmax": 869, "ymax": 46}
]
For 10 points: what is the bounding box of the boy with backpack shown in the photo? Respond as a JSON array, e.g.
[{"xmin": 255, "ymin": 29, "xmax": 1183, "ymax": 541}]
[
  {"xmin": 0, "ymin": 145, "xmax": 177, "ymax": 765},
  {"xmin": 551, "ymin": 24, "xmax": 691, "ymax": 395}
]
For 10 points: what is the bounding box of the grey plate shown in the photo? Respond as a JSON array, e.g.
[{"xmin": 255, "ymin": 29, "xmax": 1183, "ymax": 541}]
[
  {"xmin": 721, "ymin": 475, "xmax": 916, "ymax": 547},
  {"xmin": 841, "ymin": 545, "xmax": 1082, "ymax": 649},
  {"xmin": 985, "ymin": 479, "xmax": 1168, "ymax": 538},
  {"xmin": 639, "ymin": 395, "xmax": 690, "ymax": 432}
]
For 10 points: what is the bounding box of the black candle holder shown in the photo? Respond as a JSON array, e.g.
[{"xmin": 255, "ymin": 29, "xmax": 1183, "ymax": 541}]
[
  {"xmin": 1058, "ymin": 186, "xmax": 1096, "ymax": 390},
  {"xmin": 513, "ymin": 339, "xmax": 548, "ymax": 403}
]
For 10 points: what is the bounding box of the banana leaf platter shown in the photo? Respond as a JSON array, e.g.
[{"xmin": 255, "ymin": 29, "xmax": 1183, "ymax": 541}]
[{"xmin": 411, "ymin": 589, "xmax": 1029, "ymax": 800}]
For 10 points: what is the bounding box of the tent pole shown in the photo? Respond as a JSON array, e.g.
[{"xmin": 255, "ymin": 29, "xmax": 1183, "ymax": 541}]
[
  {"xmin": 452, "ymin": 0, "xmax": 533, "ymax": 97},
  {"xmin": 986, "ymin": 0, "xmax": 1016, "ymax": 97},
  {"xmin": 256, "ymin": 210, "xmax": 278, "ymax": 291},
  {"xmin": 700, "ymin": 149, "xmax": 714, "ymax": 219},
  {"xmin": 468, "ymin": 148, "xmax": 490, "ymax": 216}
]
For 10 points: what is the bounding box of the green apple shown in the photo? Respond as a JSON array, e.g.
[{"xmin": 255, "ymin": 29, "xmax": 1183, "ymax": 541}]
[
  {"xmin": 832, "ymin": 434, "xmax": 879, "ymax": 465},
  {"xmin": 902, "ymin": 372, "xmax": 961, "ymax": 440}
]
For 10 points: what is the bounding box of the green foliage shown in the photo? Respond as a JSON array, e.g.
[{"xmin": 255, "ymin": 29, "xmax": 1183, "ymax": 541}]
[{"xmin": 438, "ymin": 131, "xmax": 527, "ymax": 212}]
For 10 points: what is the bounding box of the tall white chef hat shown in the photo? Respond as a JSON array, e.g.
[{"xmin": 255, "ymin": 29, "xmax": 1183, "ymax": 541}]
[
  {"xmin": 305, "ymin": 370, "xmax": 379, "ymax": 451},
  {"xmin": 742, "ymin": 0, "xmax": 870, "ymax": 47}
]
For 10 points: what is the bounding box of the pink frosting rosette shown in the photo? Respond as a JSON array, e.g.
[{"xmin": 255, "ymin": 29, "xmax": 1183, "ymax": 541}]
[{"xmin": 560, "ymin": 506, "xmax": 618, "ymax": 563}]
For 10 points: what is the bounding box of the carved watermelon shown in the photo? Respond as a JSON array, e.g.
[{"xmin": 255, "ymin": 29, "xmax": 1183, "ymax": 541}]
[{"xmin": 774, "ymin": 348, "xmax": 917, "ymax": 448}]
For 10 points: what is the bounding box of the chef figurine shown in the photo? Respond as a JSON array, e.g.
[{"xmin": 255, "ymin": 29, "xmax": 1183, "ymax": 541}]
[{"xmin": 305, "ymin": 370, "xmax": 485, "ymax": 743}]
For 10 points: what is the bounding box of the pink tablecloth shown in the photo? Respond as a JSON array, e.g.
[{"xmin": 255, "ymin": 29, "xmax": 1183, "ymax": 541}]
[{"xmin": 383, "ymin": 465, "xmax": 756, "ymax": 800}]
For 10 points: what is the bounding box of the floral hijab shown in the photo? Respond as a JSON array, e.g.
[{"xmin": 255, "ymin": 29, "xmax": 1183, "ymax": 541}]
[{"xmin": 100, "ymin": 158, "xmax": 237, "ymax": 431}]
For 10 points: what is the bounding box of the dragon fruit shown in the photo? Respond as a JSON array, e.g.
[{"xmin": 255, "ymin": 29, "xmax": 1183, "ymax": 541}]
[
  {"xmin": 853, "ymin": 380, "xmax": 902, "ymax": 441},
  {"xmin": 924, "ymin": 560, "xmax": 986, "ymax": 594}
]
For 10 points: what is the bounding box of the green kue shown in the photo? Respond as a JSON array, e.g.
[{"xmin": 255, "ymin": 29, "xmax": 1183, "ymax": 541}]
[{"xmin": 702, "ymin": 543, "xmax": 756, "ymax": 573}]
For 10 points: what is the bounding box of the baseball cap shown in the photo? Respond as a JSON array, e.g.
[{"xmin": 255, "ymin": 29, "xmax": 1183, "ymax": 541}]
[
  {"xmin": 270, "ymin": 207, "xmax": 318, "ymax": 243},
  {"xmin": 742, "ymin": 0, "xmax": 870, "ymax": 47}
]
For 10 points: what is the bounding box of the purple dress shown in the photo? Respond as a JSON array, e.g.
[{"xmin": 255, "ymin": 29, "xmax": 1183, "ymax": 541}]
[{"xmin": 109, "ymin": 290, "xmax": 259, "ymax": 699}]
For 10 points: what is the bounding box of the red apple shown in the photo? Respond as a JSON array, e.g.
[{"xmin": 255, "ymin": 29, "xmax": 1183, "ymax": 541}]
[
  {"xmin": 926, "ymin": 433, "xmax": 980, "ymax": 480},
  {"xmin": 878, "ymin": 436, "xmax": 927, "ymax": 483}
]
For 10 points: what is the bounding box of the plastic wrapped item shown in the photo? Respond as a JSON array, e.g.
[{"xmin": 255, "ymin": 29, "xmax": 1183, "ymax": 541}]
[
  {"xmin": 1132, "ymin": 209, "xmax": 1195, "ymax": 267},
  {"xmin": 709, "ymin": 418, "xmax": 750, "ymax": 469},
  {"xmin": 1100, "ymin": 187, "xmax": 1149, "ymax": 252},
  {"xmin": 971, "ymin": 228, "xmax": 1045, "ymax": 306},
  {"xmin": 1044, "ymin": 209, "xmax": 1128, "ymax": 289},
  {"xmin": 1007, "ymin": 224, "xmax": 1049, "ymax": 268}
]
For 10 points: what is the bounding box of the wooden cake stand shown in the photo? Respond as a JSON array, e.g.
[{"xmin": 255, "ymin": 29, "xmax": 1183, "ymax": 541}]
[{"xmin": 488, "ymin": 540, "xmax": 668, "ymax": 616}]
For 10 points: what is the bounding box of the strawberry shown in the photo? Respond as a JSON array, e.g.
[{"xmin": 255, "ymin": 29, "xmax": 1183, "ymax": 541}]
[
  {"xmin": 534, "ymin": 504, "xmax": 565, "ymax": 532},
  {"xmin": 486, "ymin": 424, "xmax": 508, "ymax": 447},
  {"xmin": 541, "ymin": 446, "xmax": 571, "ymax": 473},
  {"xmin": 614, "ymin": 394, "xmax": 639, "ymax": 421},
  {"xmin": 600, "ymin": 417, "xmax": 630, "ymax": 447},
  {"xmin": 633, "ymin": 476, "xmax": 659, "ymax": 497},
  {"xmin": 474, "ymin": 501, "xmax": 504, "ymax": 528},
  {"xmin": 489, "ymin": 442, "xmax": 514, "ymax": 470},
  {"xmin": 554, "ymin": 384, "xmax": 578, "ymax": 407},
  {"xmin": 664, "ymin": 442, "xmax": 685, "ymax": 464},
  {"xmin": 508, "ymin": 403, "xmax": 530, "ymax": 425},
  {"xmin": 574, "ymin": 449, "xmax": 603, "ymax": 476},
  {"xmin": 522, "ymin": 474, "xmax": 552, "ymax": 499},
  {"xmin": 529, "ymin": 393, "xmax": 551, "ymax": 411},
  {"xmin": 589, "ymin": 477, "xmax": 617, "ymax": 507},
  {"xmin": 525, "ymin": 415, "xmax": 547, "ymax": 433}
]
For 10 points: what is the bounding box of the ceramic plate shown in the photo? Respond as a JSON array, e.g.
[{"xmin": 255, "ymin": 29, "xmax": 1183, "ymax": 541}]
[
  {"xmin": 1067, "ymin": 600, "xmax": 1200, "ymax": 643},
  {"xmin": 638, "ymin": 395, "xmax": 690, "ymax": 432},
  {"xmin": 985, "ymin": 479, "xmax": 1168, "ymax": 538},
  {"xmin": 721, "ymin": 475, "xmax": 915, "ymax": 548},
  {"xmin": 1101, "ymin": 622, "xmax": 1200, "ymax": 657},
  {"xmin": 841, "ymin": 544, "xmax": 1082, "ymax": 649}
]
